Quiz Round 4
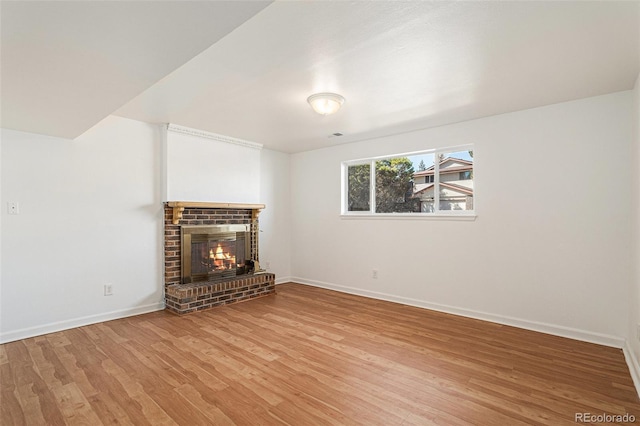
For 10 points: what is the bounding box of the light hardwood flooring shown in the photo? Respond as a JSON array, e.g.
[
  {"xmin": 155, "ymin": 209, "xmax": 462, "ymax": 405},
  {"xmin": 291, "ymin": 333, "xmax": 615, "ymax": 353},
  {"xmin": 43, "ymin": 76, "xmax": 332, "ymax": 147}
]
[{"xmin": 1, "ymin": 283, "xmax": 639, "ymax": 425}]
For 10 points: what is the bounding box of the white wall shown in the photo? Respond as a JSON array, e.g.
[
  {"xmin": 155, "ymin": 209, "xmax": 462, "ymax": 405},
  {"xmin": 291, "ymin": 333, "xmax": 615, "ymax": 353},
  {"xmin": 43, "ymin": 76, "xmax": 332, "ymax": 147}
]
[
  {"xmin": 290, "ymin": 91, "xmax": 633, "ymax": 345},
  {"xmin": 0, "ymin": 124, "xmax": 3, "ymax": 334},
  {"xmin": 165, "ymin": 127, "xmax": 261, "ymax": 203},
  {"xmin": 163, "ymin": 125, "xmax": 292, "ymax": 280},
  {"xmin": 259, "ymin": 148, "xmax": 292, "ymax": 282},
  {"xmin": 628, "ymin": 73, "xmax": 640, "ymax": 389},
  {"xmin": 1, "ymin": 116, "xmax": 165, "ymax": 342},
  {"xmin": 0, "ymin": 92, "xmax": 633, "ymax": 349},
  {"xmin": 0, "ymin": 117, "xmax": 294, "ymax": 342}
]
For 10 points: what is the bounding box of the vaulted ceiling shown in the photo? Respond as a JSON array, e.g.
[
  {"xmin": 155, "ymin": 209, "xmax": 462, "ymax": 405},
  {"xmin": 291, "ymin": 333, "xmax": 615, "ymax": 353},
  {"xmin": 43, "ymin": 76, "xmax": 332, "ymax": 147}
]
[{"xmin": 2, "ymin": 1, "xmax": 639, "ymax": 153}]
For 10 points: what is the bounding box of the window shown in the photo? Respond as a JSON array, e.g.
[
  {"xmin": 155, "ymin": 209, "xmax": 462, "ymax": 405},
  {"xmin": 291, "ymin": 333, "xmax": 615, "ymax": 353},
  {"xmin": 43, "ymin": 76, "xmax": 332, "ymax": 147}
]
[
  {"xmin": 347, "ymin": 163, "xmax": 370, "ymax": 211},
  {"xmin": 343, "ymin": 145, "xmax": 474, "ymax": 216}
]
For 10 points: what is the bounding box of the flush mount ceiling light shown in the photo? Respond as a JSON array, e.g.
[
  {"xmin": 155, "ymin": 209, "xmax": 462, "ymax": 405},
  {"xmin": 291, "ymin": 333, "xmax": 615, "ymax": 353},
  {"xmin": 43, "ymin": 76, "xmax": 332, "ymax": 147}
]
[{"xmin": 307, "ymin": 92, "xmax": 345, "ymax": 115}]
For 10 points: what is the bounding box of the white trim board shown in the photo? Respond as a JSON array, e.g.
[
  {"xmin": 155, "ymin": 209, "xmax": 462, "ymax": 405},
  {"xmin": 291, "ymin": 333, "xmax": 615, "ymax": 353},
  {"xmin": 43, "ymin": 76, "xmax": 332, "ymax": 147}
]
[
  {"xmin": 292, "ymin": 276, "xmax": 640, "ymax": 398},
  {"xmin": 623, "ymin": 340, "xmax": 640, "ymax": 399},
  {"xmin": 0, "ymin": 302, "xmax": 165, "ymax": 344},
  {"xmin": 166, "ymin": 123, "xmax": 263, "ymax": 150},
  {"xmin": 3, "ymin": 278, "xmax": 637, "ymax": 398},
  {"xmin": 290, "ymin": 277, "xmax": 625, "ymax": 349},
  {"xmin": 0, "ymin": 280, "xmax": 288, "ymax": 344}
]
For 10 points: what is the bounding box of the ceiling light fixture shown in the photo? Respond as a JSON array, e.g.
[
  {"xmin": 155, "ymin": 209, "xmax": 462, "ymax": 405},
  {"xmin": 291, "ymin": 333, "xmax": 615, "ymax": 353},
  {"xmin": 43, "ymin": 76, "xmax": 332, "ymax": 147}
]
[{"xmin": 307, "ymin": 92, "xmax": 345, "ymax": 115}]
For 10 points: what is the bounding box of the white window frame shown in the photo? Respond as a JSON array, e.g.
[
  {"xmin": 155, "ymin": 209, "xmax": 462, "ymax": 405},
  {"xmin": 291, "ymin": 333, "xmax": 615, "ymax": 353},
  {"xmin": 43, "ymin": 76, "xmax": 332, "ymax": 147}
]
[{"xmin": 341, "ymin": 144, "xmax": 476, "ymax": 220}]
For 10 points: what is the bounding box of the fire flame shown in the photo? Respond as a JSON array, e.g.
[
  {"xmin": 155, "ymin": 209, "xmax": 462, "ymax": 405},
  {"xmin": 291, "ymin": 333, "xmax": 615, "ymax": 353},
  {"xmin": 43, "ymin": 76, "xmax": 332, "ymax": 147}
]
[{"xmin": 209, "ymin": 243, "xmax": 235, "ymax": 270}]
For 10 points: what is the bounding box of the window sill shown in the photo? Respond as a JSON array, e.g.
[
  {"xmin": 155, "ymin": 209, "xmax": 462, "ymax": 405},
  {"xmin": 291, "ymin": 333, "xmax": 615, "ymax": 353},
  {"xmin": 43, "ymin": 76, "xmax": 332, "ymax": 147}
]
[{"xmin": 340, "ymin": 213, "xmax": 476, "ymax": 221}]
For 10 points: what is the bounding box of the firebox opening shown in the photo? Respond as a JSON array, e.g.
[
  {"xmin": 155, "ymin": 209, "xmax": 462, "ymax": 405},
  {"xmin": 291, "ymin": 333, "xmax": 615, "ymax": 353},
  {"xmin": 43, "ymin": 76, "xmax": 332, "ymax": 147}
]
[{"xmin": 181, "ymin": 224, "xmax": 251, "ymax": 284}]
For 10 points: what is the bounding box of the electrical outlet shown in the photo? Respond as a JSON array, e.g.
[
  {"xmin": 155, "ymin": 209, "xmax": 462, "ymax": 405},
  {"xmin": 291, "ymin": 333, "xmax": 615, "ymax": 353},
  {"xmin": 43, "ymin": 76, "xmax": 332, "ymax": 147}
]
[
  {"xmin": 372, "ymin": 269, "xmax": 378, "ymax": 279},
  {"xmin": 104, "ymin": 284, "xmax": 113, "ymax": 296},
  {"xmin": 265, "ymin": 261, "xmax": 271, "ymax": 270},
  {"xmin": 7, "ymin": 201, "xmax": 19, "ymax": 215}
]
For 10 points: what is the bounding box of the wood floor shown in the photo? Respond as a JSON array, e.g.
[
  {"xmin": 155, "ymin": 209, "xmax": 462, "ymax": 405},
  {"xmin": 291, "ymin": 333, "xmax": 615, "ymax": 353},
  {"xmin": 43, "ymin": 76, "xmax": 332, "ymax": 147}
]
[{"xmin": 1, "ymin": 283, "xmax": 639, "ymax": 425}]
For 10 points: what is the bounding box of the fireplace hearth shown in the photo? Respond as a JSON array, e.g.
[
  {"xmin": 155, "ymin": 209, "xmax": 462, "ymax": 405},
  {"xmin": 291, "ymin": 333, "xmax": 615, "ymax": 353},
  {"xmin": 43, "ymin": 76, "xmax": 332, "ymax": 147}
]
[{"xmin": 163, "ymin": 201, "xmax": 275, "ymax": 315}]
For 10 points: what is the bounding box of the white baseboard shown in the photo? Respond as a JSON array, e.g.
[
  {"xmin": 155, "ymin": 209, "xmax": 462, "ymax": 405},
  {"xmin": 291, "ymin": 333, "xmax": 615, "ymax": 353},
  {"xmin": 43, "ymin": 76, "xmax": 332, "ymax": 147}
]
[
  {"xmin": 274, "ymin": 276, "xmax": 293, "ymax": 285},
  {"xmin": 291, "ymin": 277, "xmax": 626, "ymax": 349},
  {"xmin": 0, "ymin": 302, "xmax": 165, "ymax": 344},
  {"xmin": 0, "ymin": 276, "xmax": 288, "ymax": 344},
  {"xmin": 4, "ymin": 279, "xmax": 638, "ymax": 397},
  {"xmin": 623, "ymin": 340, "xmax": 640, "ymax": 399}
]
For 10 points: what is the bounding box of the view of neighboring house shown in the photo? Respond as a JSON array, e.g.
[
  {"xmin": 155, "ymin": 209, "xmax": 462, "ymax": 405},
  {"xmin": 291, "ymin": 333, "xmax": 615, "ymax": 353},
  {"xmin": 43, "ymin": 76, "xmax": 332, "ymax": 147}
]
[{"xmin": 412, "ymin": 157, "xmax": 474, "ymax": 212}]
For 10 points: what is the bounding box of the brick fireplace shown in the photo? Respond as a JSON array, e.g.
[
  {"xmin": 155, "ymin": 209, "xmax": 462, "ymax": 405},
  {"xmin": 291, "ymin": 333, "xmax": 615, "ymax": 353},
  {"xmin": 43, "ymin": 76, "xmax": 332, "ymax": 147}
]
[{"xmin": 163, "ymin": 201, "xmax": 275, "ymax": 314}]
